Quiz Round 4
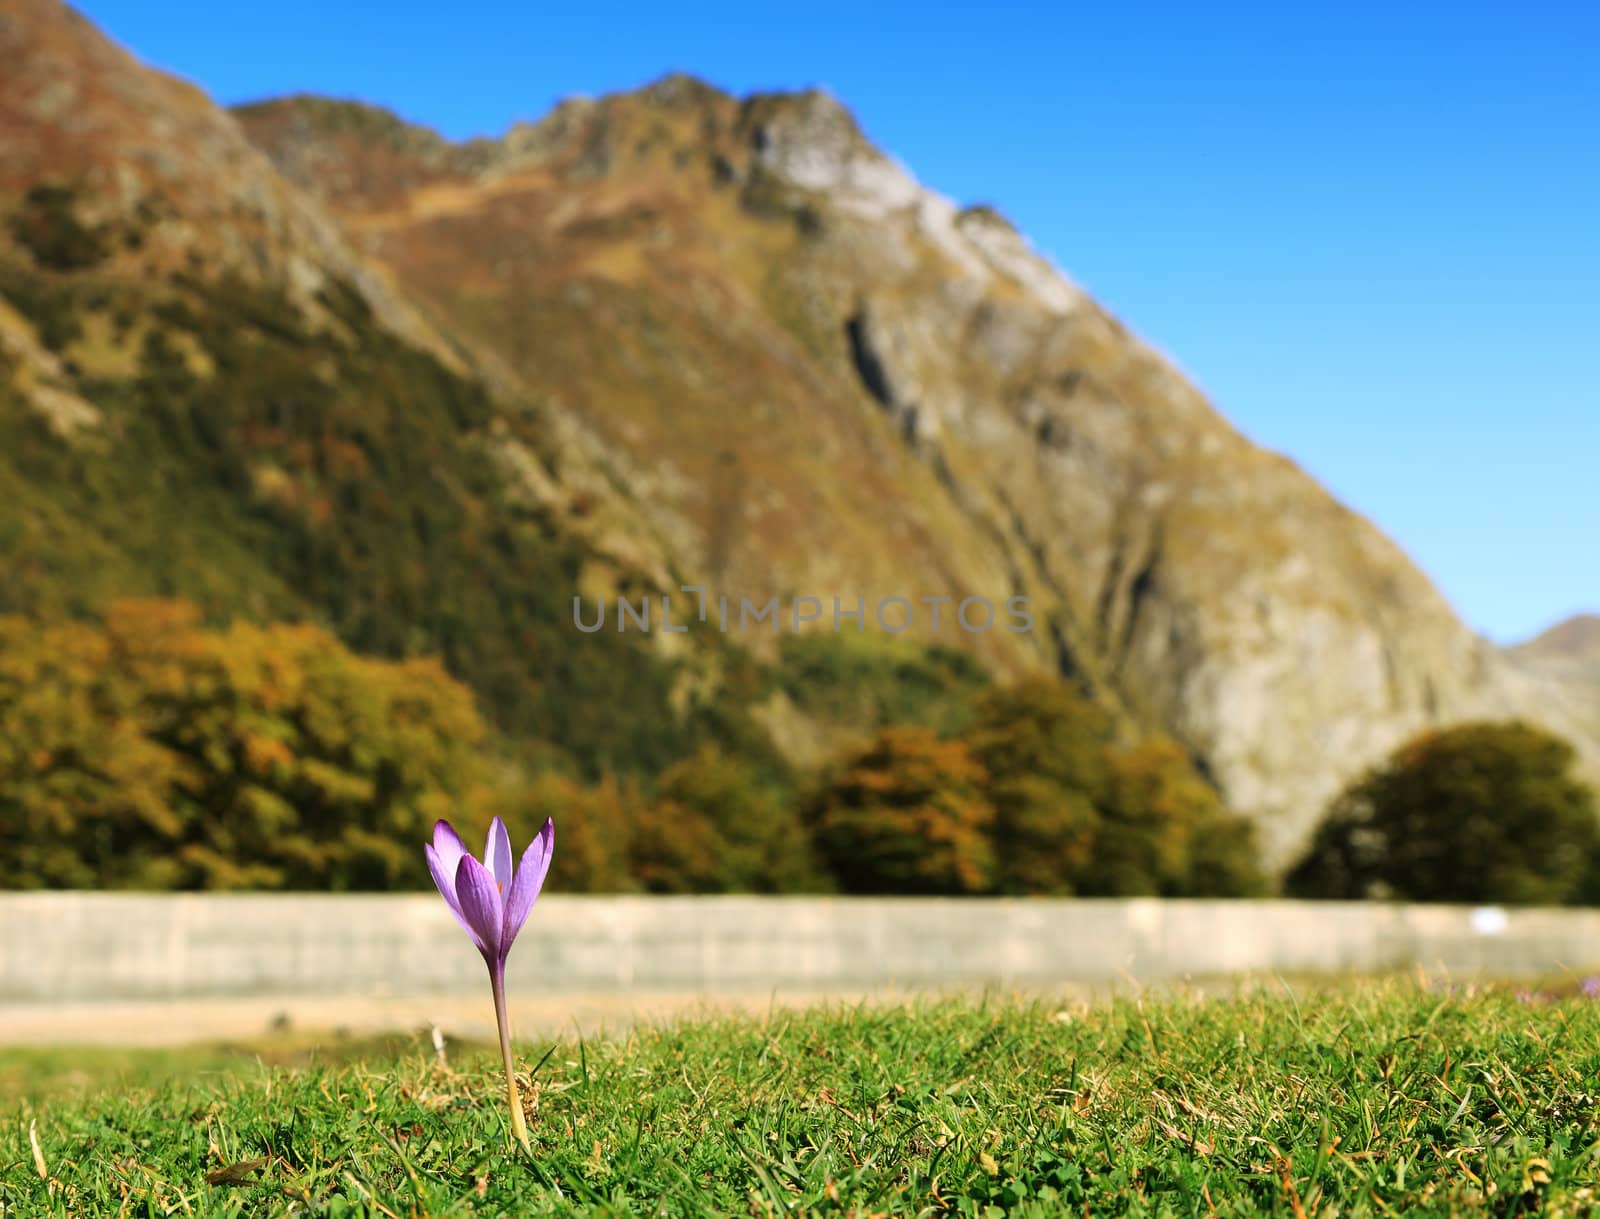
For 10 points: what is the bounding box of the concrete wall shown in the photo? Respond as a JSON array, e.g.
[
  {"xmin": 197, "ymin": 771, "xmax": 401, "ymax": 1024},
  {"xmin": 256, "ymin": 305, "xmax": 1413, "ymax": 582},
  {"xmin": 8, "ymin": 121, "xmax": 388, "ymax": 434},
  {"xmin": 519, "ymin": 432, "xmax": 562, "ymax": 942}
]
[{"xmin": 2, "ymin": 894, "xmax": 1598, "ymax": 1004}]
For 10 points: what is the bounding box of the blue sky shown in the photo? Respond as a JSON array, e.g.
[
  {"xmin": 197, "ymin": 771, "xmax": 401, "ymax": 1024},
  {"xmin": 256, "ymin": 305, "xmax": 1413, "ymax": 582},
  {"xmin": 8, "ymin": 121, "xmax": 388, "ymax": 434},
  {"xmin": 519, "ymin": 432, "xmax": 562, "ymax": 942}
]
[{"xmin": 75, "ymin": 0, "xmax": 1597, "ymax": 644}]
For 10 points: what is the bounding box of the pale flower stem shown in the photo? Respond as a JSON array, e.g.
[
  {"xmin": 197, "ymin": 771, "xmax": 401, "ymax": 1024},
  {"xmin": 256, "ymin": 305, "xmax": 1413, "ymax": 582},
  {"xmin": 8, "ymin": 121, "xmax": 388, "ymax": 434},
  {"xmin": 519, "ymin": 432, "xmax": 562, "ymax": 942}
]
[{"xmin": 490, "ymin": 965, "xmax": 533, "ymax": 1153}]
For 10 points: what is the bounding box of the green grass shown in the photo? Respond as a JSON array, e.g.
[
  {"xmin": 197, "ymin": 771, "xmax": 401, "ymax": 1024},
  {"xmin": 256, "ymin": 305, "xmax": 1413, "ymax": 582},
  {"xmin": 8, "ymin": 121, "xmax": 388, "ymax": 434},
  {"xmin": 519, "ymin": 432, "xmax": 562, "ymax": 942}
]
[{"xmin": 5, "ymin": 983, "xmax": 1600, "ymax": 1215}]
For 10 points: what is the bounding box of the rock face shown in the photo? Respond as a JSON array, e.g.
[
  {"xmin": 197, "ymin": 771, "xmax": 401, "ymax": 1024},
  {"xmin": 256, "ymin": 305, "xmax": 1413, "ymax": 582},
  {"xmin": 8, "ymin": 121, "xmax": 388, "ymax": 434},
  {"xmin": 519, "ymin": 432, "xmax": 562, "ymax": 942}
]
[{"xmin": 2, "ymin": 0, "xmax": 1591, "ymax": 871}]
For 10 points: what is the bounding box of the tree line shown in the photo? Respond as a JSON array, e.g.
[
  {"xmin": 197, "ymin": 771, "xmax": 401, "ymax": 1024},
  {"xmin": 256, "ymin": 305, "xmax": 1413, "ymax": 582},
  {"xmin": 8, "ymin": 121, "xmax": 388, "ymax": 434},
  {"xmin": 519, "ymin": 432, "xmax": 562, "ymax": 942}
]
[
  {"xmin": 4, "ymin": 601, "xmax": 1593, "ymax": 901},
  {"xmin": 0, "ymin": 600, "xmax": 1263, "ymax": 895}
]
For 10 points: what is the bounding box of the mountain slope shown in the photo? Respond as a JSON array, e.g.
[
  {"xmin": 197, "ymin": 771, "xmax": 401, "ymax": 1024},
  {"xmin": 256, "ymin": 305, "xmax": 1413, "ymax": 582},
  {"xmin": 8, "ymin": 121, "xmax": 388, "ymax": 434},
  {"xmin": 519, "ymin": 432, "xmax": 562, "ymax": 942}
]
[
  {"xmin": 1513, "ymin": 616, "xmax": 1600, "ymax": 674},
  {"xmin": 237, "ymin": 80, "xmax": 1598, "ymax": 866},
  {"xmin": 1508, "ymin": 615, "xmax": 1600, "ymax": 744},
  {"xmin": 0, "ymin": 0, "xmax": 785, "ymax": 783}
]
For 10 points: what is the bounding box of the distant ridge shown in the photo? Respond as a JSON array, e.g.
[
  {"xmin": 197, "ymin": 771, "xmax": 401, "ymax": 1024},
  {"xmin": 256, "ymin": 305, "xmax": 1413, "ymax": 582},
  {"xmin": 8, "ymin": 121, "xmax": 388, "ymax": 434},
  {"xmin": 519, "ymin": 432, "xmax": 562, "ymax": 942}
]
[{"xmin": 1513, "ymin": 614, "xmax": 1600, "ymax": 666}]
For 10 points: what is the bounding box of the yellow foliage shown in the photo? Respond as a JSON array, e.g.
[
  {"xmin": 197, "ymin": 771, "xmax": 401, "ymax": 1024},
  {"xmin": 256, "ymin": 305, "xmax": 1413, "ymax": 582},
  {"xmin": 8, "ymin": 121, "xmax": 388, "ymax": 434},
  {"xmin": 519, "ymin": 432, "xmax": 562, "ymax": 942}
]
[{"xmin": 0, "ymin": 600, "xmax": 489, "ymax": 890}]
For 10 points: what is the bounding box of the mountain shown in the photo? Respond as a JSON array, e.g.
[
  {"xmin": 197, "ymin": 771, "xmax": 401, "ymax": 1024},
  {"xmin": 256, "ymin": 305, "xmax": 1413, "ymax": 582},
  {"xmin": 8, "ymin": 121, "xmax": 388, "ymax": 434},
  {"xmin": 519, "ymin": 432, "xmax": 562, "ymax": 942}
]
[
  {"xmin": 2, "ymin": 0, "xmax": 1592, "ymax": 871},
  {"xmin": 1513, "ymin": 616, "xmax": 1600, "ymax": 673},
  {"xmin": 234, "ymin": 80, "xmax": 1598, "ymax": 864},
  {"xmin": 0, "ymin": 0, "xmax": 752, "ymax": 784},
  {"xmin": 1508, "ymin": 615, "xmax": 1600, "ymax": 743}
]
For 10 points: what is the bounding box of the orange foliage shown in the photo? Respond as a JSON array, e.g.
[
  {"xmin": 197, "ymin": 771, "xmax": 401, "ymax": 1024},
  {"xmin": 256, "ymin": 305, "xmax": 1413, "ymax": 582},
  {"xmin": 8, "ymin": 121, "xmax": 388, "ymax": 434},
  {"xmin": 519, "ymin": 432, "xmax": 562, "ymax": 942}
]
[{"xmin": 809, "ymin": 726, "xmax": 995, "ymax": 894}]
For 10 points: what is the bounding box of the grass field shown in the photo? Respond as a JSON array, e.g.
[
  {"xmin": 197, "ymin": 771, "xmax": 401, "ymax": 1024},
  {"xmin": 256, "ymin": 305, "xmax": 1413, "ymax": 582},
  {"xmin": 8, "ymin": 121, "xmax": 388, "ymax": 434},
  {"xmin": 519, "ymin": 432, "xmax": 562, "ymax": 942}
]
[{"xmin": 5, "ymin": 981, "xmax": 1600, "ymax": 1216}]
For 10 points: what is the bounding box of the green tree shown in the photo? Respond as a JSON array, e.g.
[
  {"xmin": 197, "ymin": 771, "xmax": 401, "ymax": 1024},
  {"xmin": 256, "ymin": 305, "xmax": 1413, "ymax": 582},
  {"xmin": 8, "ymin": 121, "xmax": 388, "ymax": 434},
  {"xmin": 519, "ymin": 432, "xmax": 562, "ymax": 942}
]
[
  {"xmin": 808, "ymin": 726, "xmax": 995, "ymax": 894},
  {"xmin": 1286, "ymin": 720, "xmax": 1599, "ymax": 904},
  {"xmin": 965, "ymin": 678, "xmax": 1111, "ymax": 894},
  {"xmin": 10, "ymin": 183, "xmax": 112, "ymax": 271},
  {"xmin": 776, "ymin": 633, "xmax": 991, "ymax": 736}
]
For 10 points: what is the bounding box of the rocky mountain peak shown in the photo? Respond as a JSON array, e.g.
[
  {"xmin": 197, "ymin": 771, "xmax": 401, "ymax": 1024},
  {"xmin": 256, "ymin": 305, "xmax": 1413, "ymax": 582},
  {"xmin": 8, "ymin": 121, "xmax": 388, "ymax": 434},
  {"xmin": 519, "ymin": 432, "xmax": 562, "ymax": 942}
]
[
  {"xmin": 637, "ymin": 71, "xmax": 731, "ymax": 112},
  {"xmin": 739, "ymin": 87, "xmax": 922, "ymax": 221}
]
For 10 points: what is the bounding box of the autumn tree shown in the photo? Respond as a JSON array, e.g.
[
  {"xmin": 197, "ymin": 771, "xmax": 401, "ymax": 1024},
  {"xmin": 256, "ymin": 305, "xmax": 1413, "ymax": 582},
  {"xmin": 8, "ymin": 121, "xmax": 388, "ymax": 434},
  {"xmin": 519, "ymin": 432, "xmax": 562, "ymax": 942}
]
[
  {"xmin": 628, "ymin": 797, "xmax": 726, "ymax": 895},
  {"xmin": 0, "ymin": 600, "xmax": 488, "ymax": 890},
  {"xmin": 592, "ymin": 745, "xmax": 814, "ymax": 893},
  {"xmin": 1286, "ymin": 720, "xmax": 1599, "ymax": 904},
  {"xmin": 961, "ymin": 677, "xmax": 1261, "ymax": 897},
  {"xmin": 485, "ymin": 769, "xmax": 637, "ymax": 894},
  {"xmin": 0, "ymin": 610, "xmax": 186, "ymax": 888},
  {"xmin": 808, "ymin": 726, "xmax": 995, "ymax": 894},
  {"xmin": 1093, "ymin": 739, "xmax": 1263, "ymax": 897}
]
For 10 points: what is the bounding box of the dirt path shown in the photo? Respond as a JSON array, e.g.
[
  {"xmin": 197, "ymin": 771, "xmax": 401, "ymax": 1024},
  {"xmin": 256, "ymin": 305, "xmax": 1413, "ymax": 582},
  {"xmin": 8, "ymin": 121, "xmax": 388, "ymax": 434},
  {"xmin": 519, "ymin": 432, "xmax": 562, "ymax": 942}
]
[{"xmin": 0, "ymin": 986, "xmax": 1036, "ymax": 1047}]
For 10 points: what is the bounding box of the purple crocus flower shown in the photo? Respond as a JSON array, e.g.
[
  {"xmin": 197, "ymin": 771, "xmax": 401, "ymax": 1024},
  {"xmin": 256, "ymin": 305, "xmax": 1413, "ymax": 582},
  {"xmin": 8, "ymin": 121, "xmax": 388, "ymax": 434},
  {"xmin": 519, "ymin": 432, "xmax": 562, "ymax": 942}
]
[
  {"xmin": 427, "ymin": 815, "xmax": 553, "ymax": 1153},
  {"xmin": 427, "ymin": 816, "xmax": 553, "ymax": 967}
]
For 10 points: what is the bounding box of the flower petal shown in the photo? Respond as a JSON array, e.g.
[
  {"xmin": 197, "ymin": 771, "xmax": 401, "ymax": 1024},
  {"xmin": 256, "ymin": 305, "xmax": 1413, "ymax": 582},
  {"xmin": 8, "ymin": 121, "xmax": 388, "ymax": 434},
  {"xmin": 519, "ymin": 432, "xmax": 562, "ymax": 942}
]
[
  {"xmin": 501, "ymin": 818, "xmax": 554, "ymax": 955},
  {"xmin": 425, "ymin": 842, "xmax": 478, "ymax": 941},
  {"xmin": 426, "ymin": 821, "xmax": 476, "ymax": 941},
  {"xmin": 484, "ymin": 816, "xmax": 513, "ymax": 895},
  {"xmin": 432, "ymin": 820, "xmax": 466, "ymax": 879},
  {"xmin": 455, "ymin": 853, "xmax": 504, "ymax": 960}
]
